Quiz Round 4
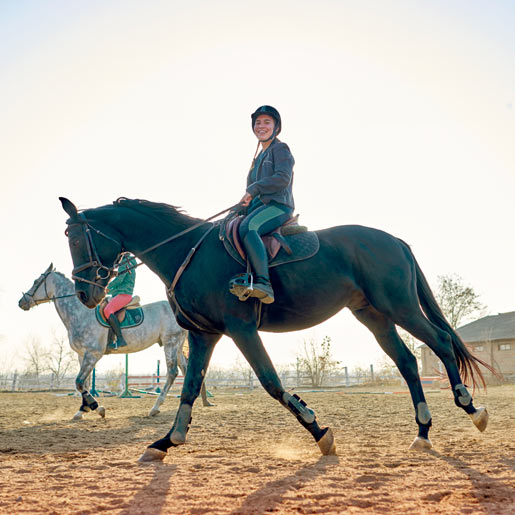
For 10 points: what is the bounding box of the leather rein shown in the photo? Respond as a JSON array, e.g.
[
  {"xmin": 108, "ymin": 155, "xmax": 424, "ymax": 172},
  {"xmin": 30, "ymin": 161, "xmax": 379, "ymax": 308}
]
[{"xmin": 67, "ymin": 204, "xmax": 241, "ymax": 330}]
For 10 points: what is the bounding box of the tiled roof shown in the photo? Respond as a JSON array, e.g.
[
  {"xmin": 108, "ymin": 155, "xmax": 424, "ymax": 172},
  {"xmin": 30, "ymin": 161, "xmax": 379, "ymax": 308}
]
[{"xmin": 456, "ymin": 311, "xmax": 515, "ymax": 343}]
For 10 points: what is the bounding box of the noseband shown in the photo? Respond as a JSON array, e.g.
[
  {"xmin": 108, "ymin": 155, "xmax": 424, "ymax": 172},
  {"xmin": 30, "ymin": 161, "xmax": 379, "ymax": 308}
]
[{"xmin": 68, "ymin": 213, "xmax": 123, "ymax": 290}]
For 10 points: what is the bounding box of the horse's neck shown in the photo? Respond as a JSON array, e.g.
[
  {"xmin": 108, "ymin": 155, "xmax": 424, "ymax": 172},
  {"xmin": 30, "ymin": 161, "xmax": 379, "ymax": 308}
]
[
  {"xmin": 49, "ymin": 273, "xmax": 89, "ymax": 329},
  {"xmin": 118, "ymin": 210, "xmax": 203, "ymax": 286}
]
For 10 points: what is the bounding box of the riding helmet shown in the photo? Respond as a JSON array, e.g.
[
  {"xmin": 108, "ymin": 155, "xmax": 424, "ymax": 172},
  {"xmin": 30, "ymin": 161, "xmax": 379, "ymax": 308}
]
[{"xmin": 251, "ymin": 105, "xmax": 282, "ymax": 136}]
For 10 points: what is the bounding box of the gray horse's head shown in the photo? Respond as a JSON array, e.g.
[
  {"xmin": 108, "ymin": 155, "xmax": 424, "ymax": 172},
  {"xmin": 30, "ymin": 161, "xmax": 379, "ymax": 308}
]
[{"xmin": 18, "ymin": 263, "xmax": 55, "ymax": 310}]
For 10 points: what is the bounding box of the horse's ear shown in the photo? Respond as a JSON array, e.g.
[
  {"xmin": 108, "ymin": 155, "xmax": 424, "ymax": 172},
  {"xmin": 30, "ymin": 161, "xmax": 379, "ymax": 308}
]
[
  {"xmin": 46, "ymin": 263, "xmax": 54, "ymax": 273},
  {"xmin": 59, "ymin": 197, "xmax": 78, "ymax": 218}
]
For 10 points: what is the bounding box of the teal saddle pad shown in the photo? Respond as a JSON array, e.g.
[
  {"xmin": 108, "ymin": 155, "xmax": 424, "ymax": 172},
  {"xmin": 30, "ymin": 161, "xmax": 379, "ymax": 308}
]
[{"xmin": 95, "ymin": 306, "xmax": 144, "ymax": 329}]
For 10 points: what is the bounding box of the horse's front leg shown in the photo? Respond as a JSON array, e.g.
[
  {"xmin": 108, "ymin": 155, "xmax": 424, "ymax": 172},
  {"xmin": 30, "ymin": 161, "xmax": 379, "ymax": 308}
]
[
  {"xmin": 176, "ymin": 336, "xmax": 214, "ymax": 408},
  {"xmin": 73, "ymin": 351, "xmax": 104, "ymax": 421},
  {"xmin": 231, "ymin": 326, "xmax": 335, "ymax": 456},
  {"xmin": 139, "ymin": 331, "xmax": 221, "ymax": 462}
]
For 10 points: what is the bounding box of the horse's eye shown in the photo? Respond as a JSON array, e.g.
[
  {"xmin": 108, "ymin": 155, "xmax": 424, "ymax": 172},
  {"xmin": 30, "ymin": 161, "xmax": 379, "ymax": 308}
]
[{"xmin": 64, "ymin": 228, "xmax": 69, "ymax": 236}]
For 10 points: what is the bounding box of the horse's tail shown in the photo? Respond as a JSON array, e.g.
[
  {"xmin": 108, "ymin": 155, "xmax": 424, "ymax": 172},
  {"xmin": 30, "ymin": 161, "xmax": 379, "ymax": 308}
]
[{"xmin": 400, "ymin": 240, "xmax": 494, "ymax": 390}]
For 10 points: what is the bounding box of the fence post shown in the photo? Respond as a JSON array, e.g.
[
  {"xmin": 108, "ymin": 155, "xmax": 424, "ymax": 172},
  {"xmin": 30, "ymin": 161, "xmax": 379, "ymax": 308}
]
[
  {"xmin": 11, "ymin": 371, "xmax": 18, "ymax": 392},
  {"xmin": 119, "ymin": 353, "xmax": 140, "ymax": 398},
  {"xmin": 90, "ymin": 368, "xmax": 99, "ymax": 397},
  {"xmin": 370, "ymin": 364, "xmax": 374, "ymax": 382},
  {"xmin": 344, "ymin": 366, "xmax": 349, "ymax": 387}
]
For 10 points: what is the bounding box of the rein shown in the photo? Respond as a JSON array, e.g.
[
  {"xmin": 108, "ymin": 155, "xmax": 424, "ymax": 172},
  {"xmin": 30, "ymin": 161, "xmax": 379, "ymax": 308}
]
[
  {"xmin": 68, "ymin": 202, "xmax": 242, "ymax": 291},
  {"xmin": 21, "ymin": 271, "xmax": 77, "ymax": 306},
  {"xmin": 119, "ymin": 202, "xmax": 242, "ymax": 275}
]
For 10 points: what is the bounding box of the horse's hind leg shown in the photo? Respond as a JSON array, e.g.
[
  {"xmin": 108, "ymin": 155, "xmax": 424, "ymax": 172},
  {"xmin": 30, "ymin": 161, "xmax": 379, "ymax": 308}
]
[
  {"xmin": 140, "ymin": 331, "xmax": 221, "ymax": 462},
  {"xmin": 352, "ymin": 306, "xmax": 433, "ymax": 450},
  {"xmin": 73, "ymin": 351, "xmax": 104, "ymax": 421},
  {"xmin": 397, "ymin": 313, "xmax": 488, "ymax": 431},
  {"xmin": 229, "ymin": 327, "xmax": 335, "ymax": 456}
]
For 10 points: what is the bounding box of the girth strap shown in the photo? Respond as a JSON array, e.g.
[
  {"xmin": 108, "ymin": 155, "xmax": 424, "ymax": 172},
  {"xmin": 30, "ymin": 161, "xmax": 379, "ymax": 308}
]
[{"xmin": 166, "ymin": 225, "xmax": 215, "ymax": 332}]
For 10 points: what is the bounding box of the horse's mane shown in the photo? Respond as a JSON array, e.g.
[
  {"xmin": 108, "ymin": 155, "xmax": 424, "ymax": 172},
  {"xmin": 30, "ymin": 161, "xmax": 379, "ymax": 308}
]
[{"xmin": 113, "ymin": 197, "xmax": 202, "ymax": 228}]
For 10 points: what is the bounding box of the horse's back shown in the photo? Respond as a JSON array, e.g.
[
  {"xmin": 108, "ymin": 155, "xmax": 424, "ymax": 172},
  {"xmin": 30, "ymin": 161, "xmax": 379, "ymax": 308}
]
[{"xmin": 315, "ymin": 224, "xmax": 411, "ymax": 264}]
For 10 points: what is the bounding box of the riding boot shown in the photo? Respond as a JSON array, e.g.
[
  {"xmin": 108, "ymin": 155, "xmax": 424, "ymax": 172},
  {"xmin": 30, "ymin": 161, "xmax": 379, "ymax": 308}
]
[
  {"xmin": 107, "ymin": 314, "xmax": 128, "ymax": 349},
  {"xmin": 242, "ymin": 231, "xmax": 275, "ymax": 304}
]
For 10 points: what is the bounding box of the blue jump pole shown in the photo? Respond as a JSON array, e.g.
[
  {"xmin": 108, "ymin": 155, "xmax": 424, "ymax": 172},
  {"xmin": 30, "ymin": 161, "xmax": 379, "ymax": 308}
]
[{"xmin": 155, "ymin": 359, "xmax": 161, "ymax": 393}]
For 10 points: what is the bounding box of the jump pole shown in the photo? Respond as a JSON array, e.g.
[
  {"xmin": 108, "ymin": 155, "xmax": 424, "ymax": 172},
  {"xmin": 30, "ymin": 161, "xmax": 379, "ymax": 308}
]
[
  {"xmin": 119, "ymin": 353, "xmax": 140, "ymax": 398},
  {"xmin": 155, "ymin": 359, "xmax": 161, "ymax": 393},
  {"xmin": 90, "ymin": 368, "xmax": 99, "ymax": 397}
]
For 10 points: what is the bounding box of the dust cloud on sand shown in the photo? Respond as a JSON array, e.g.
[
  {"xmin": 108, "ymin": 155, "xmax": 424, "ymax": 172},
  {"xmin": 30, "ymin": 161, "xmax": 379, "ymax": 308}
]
[{"xmin": 0, "ymin": 386, "xmax": 514, "ymax": 513}]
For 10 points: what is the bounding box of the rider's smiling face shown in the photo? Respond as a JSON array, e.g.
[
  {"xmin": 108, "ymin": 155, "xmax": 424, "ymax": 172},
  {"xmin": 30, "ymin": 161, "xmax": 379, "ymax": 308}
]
[{"xmin": 253, "ymin": 114, "xmax": 275, "ymax": 142}]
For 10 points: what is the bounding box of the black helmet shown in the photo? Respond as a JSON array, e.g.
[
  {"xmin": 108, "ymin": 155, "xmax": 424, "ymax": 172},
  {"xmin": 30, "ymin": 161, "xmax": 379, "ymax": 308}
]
[{"xmin": 251, "ymin": 105, "xmax": 281, "ymax": 136}]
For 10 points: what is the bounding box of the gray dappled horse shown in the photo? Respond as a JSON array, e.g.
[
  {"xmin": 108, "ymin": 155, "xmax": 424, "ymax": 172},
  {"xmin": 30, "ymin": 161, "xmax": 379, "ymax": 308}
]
[{"xmin": 19, "ymin": 264, "xmax": 212, "ymax": 419}]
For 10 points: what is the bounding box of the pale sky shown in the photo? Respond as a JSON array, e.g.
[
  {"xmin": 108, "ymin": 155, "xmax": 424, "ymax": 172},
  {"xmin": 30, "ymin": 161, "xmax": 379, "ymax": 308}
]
[{"xmin": 1, "ymin": 0, "xmax": 514, "ymax": 376}]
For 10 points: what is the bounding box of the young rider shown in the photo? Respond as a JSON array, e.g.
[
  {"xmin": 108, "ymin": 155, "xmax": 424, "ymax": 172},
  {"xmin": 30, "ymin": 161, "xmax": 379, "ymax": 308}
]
[
  {"xmin": 103, "ymin": 252, "xmax": 137, "ymax": 349},
  {"xmin": 235, "ymin": 105, "xmax": 295, "ymax": 304}
]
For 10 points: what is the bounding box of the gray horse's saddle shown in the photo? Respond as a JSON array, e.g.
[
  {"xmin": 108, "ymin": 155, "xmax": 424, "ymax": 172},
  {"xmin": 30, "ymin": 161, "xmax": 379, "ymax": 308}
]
[
  {"xmin": 219, "ymin": 213, "xmax": 320, "ymax": 268},
  {"xmin": 98, "ymin": 295, "xmax": 141, "ymax": 324}
]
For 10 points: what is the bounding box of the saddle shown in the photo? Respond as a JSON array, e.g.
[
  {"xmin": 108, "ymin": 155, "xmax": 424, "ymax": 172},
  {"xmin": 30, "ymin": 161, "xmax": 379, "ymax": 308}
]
[
  {"xmin": 96, "ymin": 296, "xmax": 144, "ymax": 351},
  {"xmin": 219, "ymin": 213, "xmax": 318, "ymax": 266},
  {"xmin": 98, "ymin": 295, "xmax": 141, "ymax": 324}
]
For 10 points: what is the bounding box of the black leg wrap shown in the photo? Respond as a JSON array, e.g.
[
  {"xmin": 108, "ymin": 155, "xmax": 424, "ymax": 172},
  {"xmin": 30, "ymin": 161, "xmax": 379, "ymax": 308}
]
[
  {"xmin": 283, "ymin": 393, "xmax": 315, "ymax": 423},
  {"xmin": 415, "ymin": 401, "xmax": 432, "ymax": 428},
  {"xmin": 282, "ymin": 392, "xmax": 323, "ymax": 439},
  {"xmin": 81, "ymin": 392, "xmax": 98, "ymax": 412},
  {"xmin": 149, "ymin": 437, "xmax": 177, "ymax": 453},
  {"xmin": 453, "ymin": 383, "xmax": 475, "ymax": 413},
  {"xmin": 417, "ymin": 424, "xmax": 431, "ymax": 440}
]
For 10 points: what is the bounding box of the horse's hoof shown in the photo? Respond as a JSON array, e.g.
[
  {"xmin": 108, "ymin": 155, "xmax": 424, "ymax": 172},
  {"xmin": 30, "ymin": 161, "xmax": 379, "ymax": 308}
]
[
  {"xmin": 317, "ymin": 427, "xmax": 336, "ymax": 455},
  {"xmin": 138, "ymin": 447, "xmax": 167, "ymax": 463},
  {"xmin": 203, "ymin": 401, "xmax": 215, "ymax": 407},
  {"xmin": 72, "ymin": 411, "xmax": 84, "ymax": 421},
  {"xmin": 469, "ymin": 407, "xmax": 488, "ymax": 432},
  {"xmin": 409, "ymin": 436, "xmax": 433, "ymax": 451},
  {"xmin": 97, "ymin": 406, "xmax": 106, "ymax": 418},
  {"xmin": 148, "ymin": 408, "xmax": 160, "ymax": 417}
]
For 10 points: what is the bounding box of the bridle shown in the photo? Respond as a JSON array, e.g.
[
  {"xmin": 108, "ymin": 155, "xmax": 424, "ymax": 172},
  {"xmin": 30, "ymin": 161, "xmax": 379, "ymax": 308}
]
[
  {"xmin": 67, "ymin": 212, "xmax": 124, "ymax": 291},
  {"xmin": 21, "ymin": 270, "xmax": 77, "ymax": 306}
]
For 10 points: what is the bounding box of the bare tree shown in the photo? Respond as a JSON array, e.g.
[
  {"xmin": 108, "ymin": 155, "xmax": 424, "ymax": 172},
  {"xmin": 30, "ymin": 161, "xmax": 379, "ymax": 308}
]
[
  {"xmin": 376, "ymin": 354, "xmax": 400, "ymax": 379},
  {"xmin": 296, "ymin": 336, "xmax": 340, "ymax": 387},
  {"xmin": 435, "ymin": 274, "xmax": 487, "ymax": 329},
  {"xmin": 233, "ymin": 356, "xmax": 255, "ymax": 388},
  {"xmin": 24, "ymin": 336, "xmax": 48, "ymax": 386},
  {"xmin": 45, "ymin": 331, "xmax": 76, "ymax": 387},
  {"xmin": 396, "ymin": 328, "xmax": 422, "ymax": 362}
]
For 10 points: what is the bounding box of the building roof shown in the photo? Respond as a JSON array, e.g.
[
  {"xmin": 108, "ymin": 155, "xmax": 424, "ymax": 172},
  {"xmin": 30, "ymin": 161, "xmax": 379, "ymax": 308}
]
[{"xmin": 456, "ymin": 311, "xmax": 515, "ymax": 343}]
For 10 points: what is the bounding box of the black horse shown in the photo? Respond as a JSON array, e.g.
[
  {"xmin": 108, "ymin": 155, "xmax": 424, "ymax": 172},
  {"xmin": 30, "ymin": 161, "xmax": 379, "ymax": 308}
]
[{"xmin": 60, "ymin": 197, "xmax": 490, "ymax": 462}]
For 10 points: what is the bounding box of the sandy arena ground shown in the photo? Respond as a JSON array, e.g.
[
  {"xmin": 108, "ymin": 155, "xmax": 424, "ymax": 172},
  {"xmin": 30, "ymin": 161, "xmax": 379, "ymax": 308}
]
[{"xmin": 0, "ymin": 385, "xmax": 514, "ymax": 514}]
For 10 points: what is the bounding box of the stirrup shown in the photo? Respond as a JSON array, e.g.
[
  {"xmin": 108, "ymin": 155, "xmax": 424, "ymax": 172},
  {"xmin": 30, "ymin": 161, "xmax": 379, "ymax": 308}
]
[{"xmin": 229, "ymin": 273, "xmax": 254, "ymax": 301}]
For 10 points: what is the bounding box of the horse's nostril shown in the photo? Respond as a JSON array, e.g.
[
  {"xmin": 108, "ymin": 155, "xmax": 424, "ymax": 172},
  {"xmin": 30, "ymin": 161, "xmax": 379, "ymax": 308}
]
[{"xmin": 77, "ymin": 291, "xmax": 88, "ymax": 304}]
